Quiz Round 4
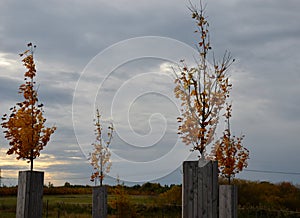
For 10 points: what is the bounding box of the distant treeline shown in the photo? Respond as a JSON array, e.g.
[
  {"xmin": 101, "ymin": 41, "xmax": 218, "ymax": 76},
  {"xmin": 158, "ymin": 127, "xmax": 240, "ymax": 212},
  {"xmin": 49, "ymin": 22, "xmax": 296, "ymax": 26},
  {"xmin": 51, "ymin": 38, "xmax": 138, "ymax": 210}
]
[
  {"xmin": 0, "ymin": 182, "xmax": 176, "ymax": 196},
  {"xmin": 232, "ymin": 180, "xmax": 300, "ymax": 211},
  {"xmin": 1, "ymin": 179, "xmax": 300, "ymax": 212}
]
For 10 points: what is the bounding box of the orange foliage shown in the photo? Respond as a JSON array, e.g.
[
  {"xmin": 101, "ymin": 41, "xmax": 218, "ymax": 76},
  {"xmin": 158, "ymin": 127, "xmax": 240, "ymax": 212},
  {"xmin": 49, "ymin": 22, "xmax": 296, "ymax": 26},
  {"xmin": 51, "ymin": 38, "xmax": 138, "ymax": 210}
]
[
  {"xmin": 213, "ymin": 103, "xmax": 249, "ymax": 183},
  {"xmin": 174, "ymin": 5, "xmax": 234, "ymax": 157},
  {"xmin": 1, "ymin": 43, "xmax": 56, "ymax": 170}
]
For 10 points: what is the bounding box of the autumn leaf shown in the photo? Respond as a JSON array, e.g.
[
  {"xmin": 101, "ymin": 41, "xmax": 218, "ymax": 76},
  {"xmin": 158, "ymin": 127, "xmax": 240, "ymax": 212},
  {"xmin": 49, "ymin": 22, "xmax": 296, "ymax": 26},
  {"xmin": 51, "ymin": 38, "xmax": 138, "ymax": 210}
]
[
  {"xmin": 89, "ymin": 108, "xmax": 113, "ymax": 186},
  {"xmin": 174, "ymin": 6, "xmax": 233, "ymax": 158},
  {"xmin": 212, "ymin": 103, "xmax": 249, "ymax": 184},
  {"xmin": 1, "ymin": 44, "xmax": 56, "ymax": 171}
]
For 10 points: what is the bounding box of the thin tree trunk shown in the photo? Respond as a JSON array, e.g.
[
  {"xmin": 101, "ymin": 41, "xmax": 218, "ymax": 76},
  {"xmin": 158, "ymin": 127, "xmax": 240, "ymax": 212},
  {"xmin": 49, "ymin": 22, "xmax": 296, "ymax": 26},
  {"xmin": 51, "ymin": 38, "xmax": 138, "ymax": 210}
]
[{"xmin": 30, "ymin": 150, "xmax": 33, "ymax": 171}]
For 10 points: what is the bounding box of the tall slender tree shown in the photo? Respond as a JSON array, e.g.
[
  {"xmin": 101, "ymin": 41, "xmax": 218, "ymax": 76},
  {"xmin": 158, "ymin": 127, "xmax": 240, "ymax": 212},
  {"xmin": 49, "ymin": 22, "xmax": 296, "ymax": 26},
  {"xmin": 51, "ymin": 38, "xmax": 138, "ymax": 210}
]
[
  {"xmin": 90, "ymin": 108, "xmax": 113, "ymax": 186},
  {"xmin": 174, "ymin": 4, "xmax": 234, "ymax": 158},
  {"xmin": 1, "ymin": 43, "xmax": 56, "ymax": 171}
]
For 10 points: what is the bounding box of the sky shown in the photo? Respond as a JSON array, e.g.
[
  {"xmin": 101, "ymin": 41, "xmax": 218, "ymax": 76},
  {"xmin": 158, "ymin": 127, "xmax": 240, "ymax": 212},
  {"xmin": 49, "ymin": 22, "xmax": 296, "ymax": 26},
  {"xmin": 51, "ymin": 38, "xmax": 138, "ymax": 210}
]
[{"xmin": 0, "ymin": 0, "xmax": 300, "ymax": 186}]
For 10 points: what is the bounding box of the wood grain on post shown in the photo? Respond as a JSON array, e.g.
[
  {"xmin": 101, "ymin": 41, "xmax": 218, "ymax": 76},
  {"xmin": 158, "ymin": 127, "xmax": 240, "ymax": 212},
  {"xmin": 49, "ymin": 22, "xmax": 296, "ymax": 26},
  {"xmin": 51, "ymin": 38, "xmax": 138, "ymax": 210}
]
[
  {"xmin": 93, "ymin": 186, "xmax": 107, "ymax": 218},
  {"xmin": 219, "ymin": 185, "xmax": 238, "ymax": 218},
  {"xmin": 16, "ymin": 171, "xmax": 44, "ymax": 218},
  {"xmin": 183, "ymin": 160, "xmax": 218, "ymax": 218}
]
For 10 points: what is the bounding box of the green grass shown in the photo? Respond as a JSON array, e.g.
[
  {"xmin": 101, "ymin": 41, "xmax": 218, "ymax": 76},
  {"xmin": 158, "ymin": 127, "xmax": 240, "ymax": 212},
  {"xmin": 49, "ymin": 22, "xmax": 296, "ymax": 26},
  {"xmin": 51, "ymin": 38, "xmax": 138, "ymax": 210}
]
[
  {"xmin": 0, "ymin": 195, "xmax": 93, "ymax": 218},
  {"xmin": 0, "ymin": 195, "xmax": 163, "ymax": 218},
  {"xmin": 0, "ymin": 196, "xmax": 16, "ymax": 218},
  {"xmin": 128, "ymin": 195, "xmax": 157, "ymax": 204},
  {"xmin": 2, "ymin": 195, "xmax": 299, "ymax": 218},
  {"xmin": 44, "ymin": 194, "xmax": 92, "ymax": 204}
]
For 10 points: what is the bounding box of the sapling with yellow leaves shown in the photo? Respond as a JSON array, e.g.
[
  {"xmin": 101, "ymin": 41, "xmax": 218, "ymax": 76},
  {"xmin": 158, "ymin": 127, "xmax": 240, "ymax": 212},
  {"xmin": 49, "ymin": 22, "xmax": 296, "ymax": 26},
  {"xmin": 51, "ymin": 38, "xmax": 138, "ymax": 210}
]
[
  {"xmin": 1, "ymin": 43, "xmax": 56, "ymax": 171},
  {"xmin": 90, "ymin": 108, "xmax": 113, "ymax": 186},
  {"xmin": 174, "ymin": 4, "xmax": 234, "ymax": 158}
]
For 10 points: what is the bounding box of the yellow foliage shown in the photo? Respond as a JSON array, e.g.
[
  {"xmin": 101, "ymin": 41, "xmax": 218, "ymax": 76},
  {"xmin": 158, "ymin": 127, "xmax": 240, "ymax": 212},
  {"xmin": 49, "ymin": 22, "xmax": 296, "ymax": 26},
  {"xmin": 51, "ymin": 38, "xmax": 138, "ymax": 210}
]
[
  {"xmin": 174, "ymin": 7, "xmax": 233, "ymax": 157},
  {"xmin": 1, "ymin": 43, "xmax": 56, "ymax": 170},
  {"xmin": 89, "ymin": 108, "xmax": 113, "ymax": 186}
]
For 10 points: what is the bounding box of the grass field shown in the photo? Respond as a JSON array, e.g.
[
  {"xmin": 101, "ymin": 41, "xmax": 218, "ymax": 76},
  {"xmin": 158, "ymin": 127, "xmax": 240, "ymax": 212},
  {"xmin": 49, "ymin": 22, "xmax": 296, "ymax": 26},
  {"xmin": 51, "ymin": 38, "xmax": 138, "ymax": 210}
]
[
  {"xmin": 2, "ymin": 182, "xmax": 300, "ymax": 218},
  {"xmin": 2, "ymin": 194, "xmax": 300, "ymax": 218},
  {"xmin": 0, "ymin": 195, "xmax": 94, "ymax": 218},
  {"xmin": 0, "ymin": 194, "xmax": 180, "ymax": 218}
]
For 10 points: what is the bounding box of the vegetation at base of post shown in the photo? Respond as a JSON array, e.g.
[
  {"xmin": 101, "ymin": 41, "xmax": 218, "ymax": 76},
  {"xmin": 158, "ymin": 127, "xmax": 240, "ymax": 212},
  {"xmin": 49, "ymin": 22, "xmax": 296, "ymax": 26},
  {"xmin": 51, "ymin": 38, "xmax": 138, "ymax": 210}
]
[{"xmin": 1, "ymin": 43, "xmax": 56, "ymax": 171}]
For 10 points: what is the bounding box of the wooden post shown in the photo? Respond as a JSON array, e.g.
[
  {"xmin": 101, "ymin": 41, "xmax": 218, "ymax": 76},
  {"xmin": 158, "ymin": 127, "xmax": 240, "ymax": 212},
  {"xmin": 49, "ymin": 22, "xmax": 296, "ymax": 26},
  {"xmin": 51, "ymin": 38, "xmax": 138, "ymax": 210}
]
[
  {"xmin": 219, "ymin": 185, "xmax": 238, "ymax": 218},
  {"xmin": 93, "ymin": 186, "xmax": 107, "ymax": 218},
  {"xmin": 183, "ymin": 160, "xmax": 218, "ymax": 218},
  {"xmin": 16, "ymin": 171, "xmax": 44, "ymax": 218}
]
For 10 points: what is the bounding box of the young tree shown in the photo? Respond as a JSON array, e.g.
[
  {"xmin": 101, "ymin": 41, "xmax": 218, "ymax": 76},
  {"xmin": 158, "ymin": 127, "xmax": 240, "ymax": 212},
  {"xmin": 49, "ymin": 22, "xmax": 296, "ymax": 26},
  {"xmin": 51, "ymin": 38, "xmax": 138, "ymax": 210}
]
[
  {"xmin": 174, "ymin": 4, "xmax": 234, "ymax": 158},
  {"xmin": 213, "ymin": 103, "xmax": 249, "ymax": 184},
  {"xmin": 1, "ymin": 43, "xmax": 56, "ymax": 171},
  {"xmin": 90, "ymin": 108, "xmax": 113, "ymax": 186}
]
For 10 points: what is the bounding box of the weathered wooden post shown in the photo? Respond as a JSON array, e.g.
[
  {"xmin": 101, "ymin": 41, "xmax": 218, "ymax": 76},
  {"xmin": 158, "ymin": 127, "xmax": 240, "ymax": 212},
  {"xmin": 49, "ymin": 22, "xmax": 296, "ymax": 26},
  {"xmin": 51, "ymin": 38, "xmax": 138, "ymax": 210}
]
[
  {"xmin": 219, "ymin": 185, "xmax": 238, "ymax": 218},
  {"xmin": 93, "ymin": 186, "xmax": 107, "ymax": 218},
  {"xmin": 16, "ymin": 171, "xmax": 44, "ymax": 218},
  {"xmin": 183, "ymin": 159, "xmax": 218, "ymax": 218}
]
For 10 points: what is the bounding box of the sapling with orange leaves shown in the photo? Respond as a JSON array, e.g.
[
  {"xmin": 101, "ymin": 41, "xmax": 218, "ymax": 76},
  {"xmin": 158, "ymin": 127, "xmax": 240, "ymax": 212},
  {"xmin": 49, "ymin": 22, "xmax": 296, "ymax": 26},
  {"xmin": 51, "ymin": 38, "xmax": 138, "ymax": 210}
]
[
  {"xmin": 90, "ymin": 108, "xmax": 113, "ymax": 186},
  {"xmin": 1, "ymin": 43, "xmax": 56, "ymax": 171},
  {"xmin": 213, "ymin": 103, "xmax": 249, "ymax": 184},
  {"xmin": 174, "ymin": 4, "xmax": 234, "ymax": 158}
]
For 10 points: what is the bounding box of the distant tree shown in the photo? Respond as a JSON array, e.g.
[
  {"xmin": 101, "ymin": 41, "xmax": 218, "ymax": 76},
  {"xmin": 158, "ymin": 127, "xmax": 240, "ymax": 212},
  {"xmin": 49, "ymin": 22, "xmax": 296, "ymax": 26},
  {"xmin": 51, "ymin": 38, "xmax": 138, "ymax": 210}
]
[
  {"xmin": 48, "ymin": 181, "xmax": 54, "ymax": 188},
  {"xmin": 141, "ymin": 182, "xmax": 165, "ymax": 195},
  {"xmin": 89, "ymin": 108, "xmax": 113, "ymax": 186},
  {"xmin": 174, "ymin": 4, "xmax": 234, "ymax": 158},
  {"xmin": 158, "ymin": 185, "xmax": 182, "ymax": 206},
  {"xmin": 64, "ymin": 182, "xmax": 71, "ymax": 187},
  {"xmin": 1, "ymin": 43, "xmax": 56, "ymax": 171},
  {"xmin": 213, "ymin": 103, "xmax": 249, "ymax": 184},
  {"xmin": 278, "ymin": 182, "xmax": 300, "ymax": 210}
]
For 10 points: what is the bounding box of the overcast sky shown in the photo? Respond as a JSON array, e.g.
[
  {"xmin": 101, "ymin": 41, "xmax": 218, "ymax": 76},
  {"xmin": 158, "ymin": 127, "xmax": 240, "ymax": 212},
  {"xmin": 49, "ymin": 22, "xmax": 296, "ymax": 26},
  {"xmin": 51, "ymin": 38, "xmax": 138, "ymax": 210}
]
[{"xmin": 0, "ymin": 0, "xmax": 300, "ymax": 186}]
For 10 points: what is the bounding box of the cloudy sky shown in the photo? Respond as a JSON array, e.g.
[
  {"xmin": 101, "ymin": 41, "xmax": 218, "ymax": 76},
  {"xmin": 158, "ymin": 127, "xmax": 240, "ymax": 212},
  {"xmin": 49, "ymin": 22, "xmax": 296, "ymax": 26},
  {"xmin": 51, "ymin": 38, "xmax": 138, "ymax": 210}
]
[{"xmin": 0, "ymin": 0, "xmax": 300, "ymax": 186}]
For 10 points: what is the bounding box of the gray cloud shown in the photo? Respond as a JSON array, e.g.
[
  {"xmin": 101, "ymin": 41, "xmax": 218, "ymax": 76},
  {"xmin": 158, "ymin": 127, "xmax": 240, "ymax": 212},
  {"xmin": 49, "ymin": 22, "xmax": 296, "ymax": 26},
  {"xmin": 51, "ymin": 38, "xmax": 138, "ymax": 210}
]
[{"xmin": 0, "ymin": 0, "xmax": 300, "ymax": 185}]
